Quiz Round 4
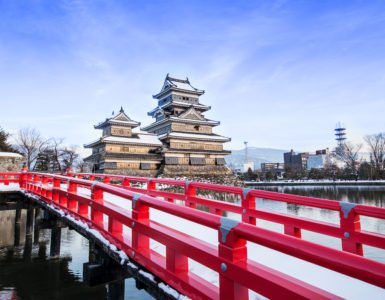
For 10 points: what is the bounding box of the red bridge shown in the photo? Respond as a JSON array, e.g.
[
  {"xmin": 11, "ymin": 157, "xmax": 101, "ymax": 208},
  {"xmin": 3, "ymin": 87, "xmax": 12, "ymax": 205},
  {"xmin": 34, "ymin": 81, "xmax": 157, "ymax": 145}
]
[{"xmin": 1, "ymin": 170, "xmax": 385, "ymax": 299}]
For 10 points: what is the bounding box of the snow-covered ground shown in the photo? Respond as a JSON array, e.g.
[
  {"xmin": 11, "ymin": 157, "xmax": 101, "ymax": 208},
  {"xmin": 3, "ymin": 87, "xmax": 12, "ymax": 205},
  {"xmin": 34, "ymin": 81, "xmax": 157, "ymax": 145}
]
[
  {"xmin": 0, "ymin": 183, "xmax": 20, "ymax": 192},
  {"xmin": 15, "ymin": 185, "xmax": 385, "ymax": 299}
]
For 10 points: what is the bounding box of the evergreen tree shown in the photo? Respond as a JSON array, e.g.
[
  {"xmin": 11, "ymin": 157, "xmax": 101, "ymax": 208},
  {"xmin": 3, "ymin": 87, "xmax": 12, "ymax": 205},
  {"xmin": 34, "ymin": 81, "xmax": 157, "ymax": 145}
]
[{"xmin": 0, "ymin": 127, "xmax": 17, "ymax": 152}]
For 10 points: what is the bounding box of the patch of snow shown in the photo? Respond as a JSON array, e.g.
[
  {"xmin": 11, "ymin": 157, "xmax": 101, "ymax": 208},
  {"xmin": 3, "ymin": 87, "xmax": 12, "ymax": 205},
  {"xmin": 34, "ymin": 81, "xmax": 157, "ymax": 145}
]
[
  {"xmin": 169, "ymin": 116, "xmax": 219, "ymax": 124},
  {"xmin": 108, "ymin": 119, "xmax": 139, "ymax": 126},
  {"xmin": 118, "ymin": 250, "xmax": 129, "ymax": 265},
  {"xmin": 0, "ymin": 183, "xmax": 20, "ymax": 192},
  {"xmin": 171, "ymin": 101, "xmax": 209, "ymax": 109},
  {"xmin": 158, "ymin": 282, "xmax": 180, "ymax": 299},
  {"xmin": 139, "ymin": 269, "xmax": 156, "ymax": 283},
  {"xmin": 163, "ymin": 132, "xmax": 230, "ymax": 141},
  {"xmin": 0, "ymin": 152, "xmax": 22, "ymax": 158},
  {"xmin": 127, "ymin": 261, "xmax": 138, "ymax": 270},
  {"xmin": 103, "ymin": 135, "xmax": 162, "ymax": 146}
]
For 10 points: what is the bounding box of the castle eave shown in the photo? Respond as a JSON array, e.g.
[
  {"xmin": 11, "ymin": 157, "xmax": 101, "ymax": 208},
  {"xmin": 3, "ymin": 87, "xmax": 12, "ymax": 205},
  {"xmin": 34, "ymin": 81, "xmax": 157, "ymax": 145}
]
[
  {"xmin": 95, "ymin": 119, "xmax": 140, "ymax": 129},
  {"xmin": 159, "ymin": 132, "xmax": 231, "ymax": 142},
  {"xmin": 153, "ymin": 87, "xmax": 204, "ymax": 99},
  {"xmin": 162, "ymin": 148, "xmax": 231, "ymax": 155}
]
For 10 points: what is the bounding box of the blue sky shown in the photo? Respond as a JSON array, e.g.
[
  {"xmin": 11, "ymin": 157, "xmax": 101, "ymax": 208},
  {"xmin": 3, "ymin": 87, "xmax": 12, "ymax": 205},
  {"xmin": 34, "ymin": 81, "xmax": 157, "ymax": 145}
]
[{"xmin": 1, "ymin": 0, "xmax": 385, "ymax": 156}]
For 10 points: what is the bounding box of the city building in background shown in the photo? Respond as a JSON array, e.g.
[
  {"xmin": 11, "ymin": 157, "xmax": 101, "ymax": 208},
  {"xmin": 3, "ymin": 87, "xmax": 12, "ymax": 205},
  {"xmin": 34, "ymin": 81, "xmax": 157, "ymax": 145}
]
[
  {"xmin": 306, "ymin": 148, "xmax": 331, "ymax": 170},
  {"xmin": 284, "ymin": 150, "xmax": 310, "ymax": 170},
  {"xmin": 261, "ymin": 162, "xmax": 285, "ymax": 177}
]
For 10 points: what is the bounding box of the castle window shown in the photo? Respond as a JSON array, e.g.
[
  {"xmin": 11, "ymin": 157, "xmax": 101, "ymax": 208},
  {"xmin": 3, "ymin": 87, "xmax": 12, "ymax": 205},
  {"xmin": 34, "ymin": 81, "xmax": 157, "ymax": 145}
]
[{"xmin": 194, "ymin": 125, "xmax": 200, "ymax": 131}]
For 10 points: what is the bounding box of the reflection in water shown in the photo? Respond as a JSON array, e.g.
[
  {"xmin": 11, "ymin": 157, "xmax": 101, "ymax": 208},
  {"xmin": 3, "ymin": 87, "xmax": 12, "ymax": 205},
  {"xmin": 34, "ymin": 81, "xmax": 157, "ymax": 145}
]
[
  {"xmin": 255, "ymin": 185, "xmax": 385, "ymax": 208},
  {"xmin": 0, "ymin": 208, "xmax": 153, "ymax": 300}
]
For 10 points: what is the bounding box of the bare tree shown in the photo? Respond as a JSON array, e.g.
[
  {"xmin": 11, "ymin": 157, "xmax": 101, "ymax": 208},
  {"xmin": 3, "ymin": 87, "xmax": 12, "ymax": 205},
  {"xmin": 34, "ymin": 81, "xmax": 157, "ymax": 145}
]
[
  {"xmin": 336, "ymin": 142, "xmax": 362, "ymax": 175},
  {"xmin": 15, "ymin": 127, "xmax": 48, "ymax": 169},
  {"xmin": 364, "ymin": 133, "xmax": 385, "ymax": 171},
  {"xmin": 61, "ymin": 145, "xmax": 80, "ymax": 170},
  {"xmin": 49, "ymin": 138, "xmax": 65, "ymax": 172}
]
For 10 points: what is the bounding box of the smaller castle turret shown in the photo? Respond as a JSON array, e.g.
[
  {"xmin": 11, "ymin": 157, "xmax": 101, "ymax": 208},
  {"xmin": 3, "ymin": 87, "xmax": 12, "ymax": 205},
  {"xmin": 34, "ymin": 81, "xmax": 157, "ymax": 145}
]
[{"xmin": 84, "ymin": 108, "xmax": 162, "ymax": 175}]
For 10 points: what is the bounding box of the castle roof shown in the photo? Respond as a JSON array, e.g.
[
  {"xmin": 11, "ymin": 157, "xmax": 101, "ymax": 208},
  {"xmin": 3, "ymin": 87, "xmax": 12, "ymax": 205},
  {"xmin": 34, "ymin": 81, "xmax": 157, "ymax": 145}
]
[
  {"xmin": 84, "ymin": 130, "xmax": 162, "ymax": 148},
  {"xmin": 141, "ymin": 116, "xmax": 220, "ymax": 131},
  {"xmin": 159, "ymin": 132, "xmax": 231, "ymax": 142},
  {"xmin": 147, "ymin": 101, "xmax": 210, "ymax": 117},
  {"xmin": 94, "ymin": 107, "xmax": 140, "ymax": 129},
  {"xmin": 153, "ymin": 74, "xmax": 205, "ymax": 99}
]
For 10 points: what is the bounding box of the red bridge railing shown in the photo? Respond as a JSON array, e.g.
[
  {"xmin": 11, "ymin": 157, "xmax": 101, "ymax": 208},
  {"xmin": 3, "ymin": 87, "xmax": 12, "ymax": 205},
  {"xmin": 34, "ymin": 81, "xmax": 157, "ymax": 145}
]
[
  {"xmin": 0, "ymin": 172, "xmax": 21, "ymax": 185},
  {"xmin": 2, "ymin": 170, "xmax": 385, "ymax": 299}
]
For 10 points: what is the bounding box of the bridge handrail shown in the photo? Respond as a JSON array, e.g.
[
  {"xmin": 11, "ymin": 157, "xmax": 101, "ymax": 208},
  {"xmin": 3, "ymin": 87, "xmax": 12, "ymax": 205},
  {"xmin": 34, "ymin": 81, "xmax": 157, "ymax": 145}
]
[
  {"xmin": 3, "ymin": 170, "xmax": 385, "ymax": 298},
  {"xmin": 63, "ymin": 171, "xmax": 385, "ymax": 255},
  {"xmin": 0, "ymin": 171, "xmax": 22, "ymax": 185}
]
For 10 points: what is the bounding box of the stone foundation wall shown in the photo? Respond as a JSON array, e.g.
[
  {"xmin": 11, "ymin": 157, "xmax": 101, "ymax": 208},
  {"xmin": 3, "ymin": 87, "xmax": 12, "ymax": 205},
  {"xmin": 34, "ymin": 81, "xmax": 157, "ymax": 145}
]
[
  {"xmin": 0, "ymin": 153, "xmax": 24, "ymax": 172},
  {"xmin": 162, "ymin": 165, "xmax": 244, "ymax": 187},
  {"xmin": 103, "ymin": 169, "xmax": 159, "ymax": 178}
]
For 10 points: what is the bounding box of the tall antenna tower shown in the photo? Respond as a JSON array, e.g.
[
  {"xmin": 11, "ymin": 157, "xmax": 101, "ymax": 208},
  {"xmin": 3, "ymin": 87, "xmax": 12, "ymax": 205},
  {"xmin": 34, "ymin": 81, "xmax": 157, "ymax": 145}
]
[
  {"xmin": 335, "ymin": 122, "xmax": 346, "ymax": 147},
  {"xmin": 244, "ymin": 141, "xmax": 248, "ymax": 162}
]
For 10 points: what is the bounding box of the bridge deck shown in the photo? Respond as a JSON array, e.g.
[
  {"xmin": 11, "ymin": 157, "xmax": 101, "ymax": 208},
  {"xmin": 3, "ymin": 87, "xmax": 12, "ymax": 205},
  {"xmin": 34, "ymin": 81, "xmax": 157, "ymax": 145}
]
[{"xmin": 1, "ymin": 171, "xmax": 385, "ymax": 299}]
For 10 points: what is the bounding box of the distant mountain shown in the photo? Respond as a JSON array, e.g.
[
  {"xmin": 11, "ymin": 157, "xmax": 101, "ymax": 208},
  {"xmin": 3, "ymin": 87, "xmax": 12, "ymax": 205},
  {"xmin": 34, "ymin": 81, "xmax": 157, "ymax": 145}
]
[{"xmin": 225, "ymin": 147, "xmax": 288, "ymax": 170}]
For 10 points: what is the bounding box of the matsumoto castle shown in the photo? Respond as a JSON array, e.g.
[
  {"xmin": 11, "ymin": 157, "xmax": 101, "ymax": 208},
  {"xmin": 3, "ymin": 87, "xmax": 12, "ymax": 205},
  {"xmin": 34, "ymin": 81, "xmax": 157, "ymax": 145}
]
[{"xmin": 84, "ymin": 75, "xmax": 232, "ymax": 177}]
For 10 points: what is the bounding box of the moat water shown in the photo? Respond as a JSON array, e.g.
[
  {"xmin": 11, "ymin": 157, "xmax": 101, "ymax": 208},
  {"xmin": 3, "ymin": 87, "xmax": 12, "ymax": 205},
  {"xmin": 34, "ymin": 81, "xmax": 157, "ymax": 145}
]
[
  {"xmin": 0, "ymin": 210, "xmax": 153, "ymax": 300},
  {"xmin": 1, "ymin": 185, "xmax": 384, "ymax": 299}
]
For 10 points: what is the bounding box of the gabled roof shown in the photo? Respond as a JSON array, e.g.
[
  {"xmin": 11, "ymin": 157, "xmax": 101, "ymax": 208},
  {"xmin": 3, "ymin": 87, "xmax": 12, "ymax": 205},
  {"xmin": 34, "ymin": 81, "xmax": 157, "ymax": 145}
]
[
  {"xmin": 94, "ymin": 107, "xmax": 140, "ymax": 129},
  {"xmin": 178, "ymin": 107, "xmax": 205, "ymax": 121},
  {"xmin": 153, "ymin": 74, "xmax": 205, "ymax": 99},
  {"xmin": 84, "ymin": 129, "xmax": 162, "ymax": 148},
  {"xmin": 147, "ymin": 101, "xmax": 210, "ymax": 117}
]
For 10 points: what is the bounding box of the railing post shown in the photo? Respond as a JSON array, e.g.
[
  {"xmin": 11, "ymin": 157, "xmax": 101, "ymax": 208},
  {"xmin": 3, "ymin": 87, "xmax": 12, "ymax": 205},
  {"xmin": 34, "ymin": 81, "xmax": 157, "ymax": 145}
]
[
  {"xmin": 103, "ymin": 176, "xmax": 110, "ymax": 184},
  {"xmin": 241, "ymin": 189, "xmax": 256, "ymax": 225},
  {"xmin": 185, "ymin": 181, "xmax": 196, "ymax": 209},
  {"xmin": 20, "ymin": 168, "xmax": 28, "ymax": 189},
  {"xmin": 284, "ymin": 225, "xmax": 302, "ymax": 238},
  {"xmin": 122, "ymin": 177, "xmax": 130, "ymax": 189},
  {"xmin": 210, "ymin": 207, "xmax": 222, "ymax": 216},
  {"xmin": 108, "ymin": 216, "xmax": 122, "ymax": 236},
  {"xmin": 166, "ymin": 247, "xmax": 188, "ymax": 276},
  {"xmin": 91, "ymin": 185, "xmax": 104, "ymax": 227},
  {"xmin": 339, "ymin": 202, "xmax": 363, "ymax": 255},
  {"xmin": 41, "ymin": 176, "xmax": 47, "ymax": 197},
  {"xmin": 4, "ymin": 174, "xmax": 8, "ymax": 186},
  {"xmin": 78, "ymin": 189, "xmax": 89, "ymax": 218},
  {"xmin": 36, "ymin": 175, "xmax": 42, "ymax": 195},
  {"xmin": 132, "ymin": 194, "xmax": 149, "ymax": 253},
  {"xmin": 67, "ymin": 169, "xmax": 73, "ymax": 177},
  {"xmin": 218, "ymin": 218, "xmax": 248, "ymax": 300},
  {"xmin": 33, "ymin": 175, "xmax": 39, "ymax": 194},
  {"xmin": 67, "ymin": 180, "xmax": 77, "ymax": 212},
  {"xmin": 147, "ymin": 179, "xmax": 156, "ymax": 194},
  {"xmin": 52, "ymin": 178, "xmax": 60, "ymax": 203},
  {"xmin": 27, "ymin": 173, "xmax": 33, "ymax": 191}
]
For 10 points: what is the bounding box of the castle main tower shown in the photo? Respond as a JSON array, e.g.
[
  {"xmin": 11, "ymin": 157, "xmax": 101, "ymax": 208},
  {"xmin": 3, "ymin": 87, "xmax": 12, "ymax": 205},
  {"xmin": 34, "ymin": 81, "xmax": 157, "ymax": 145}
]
[{"xmin": 142, "ymin": 75, "xmax": 231, "ymax": 176}]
